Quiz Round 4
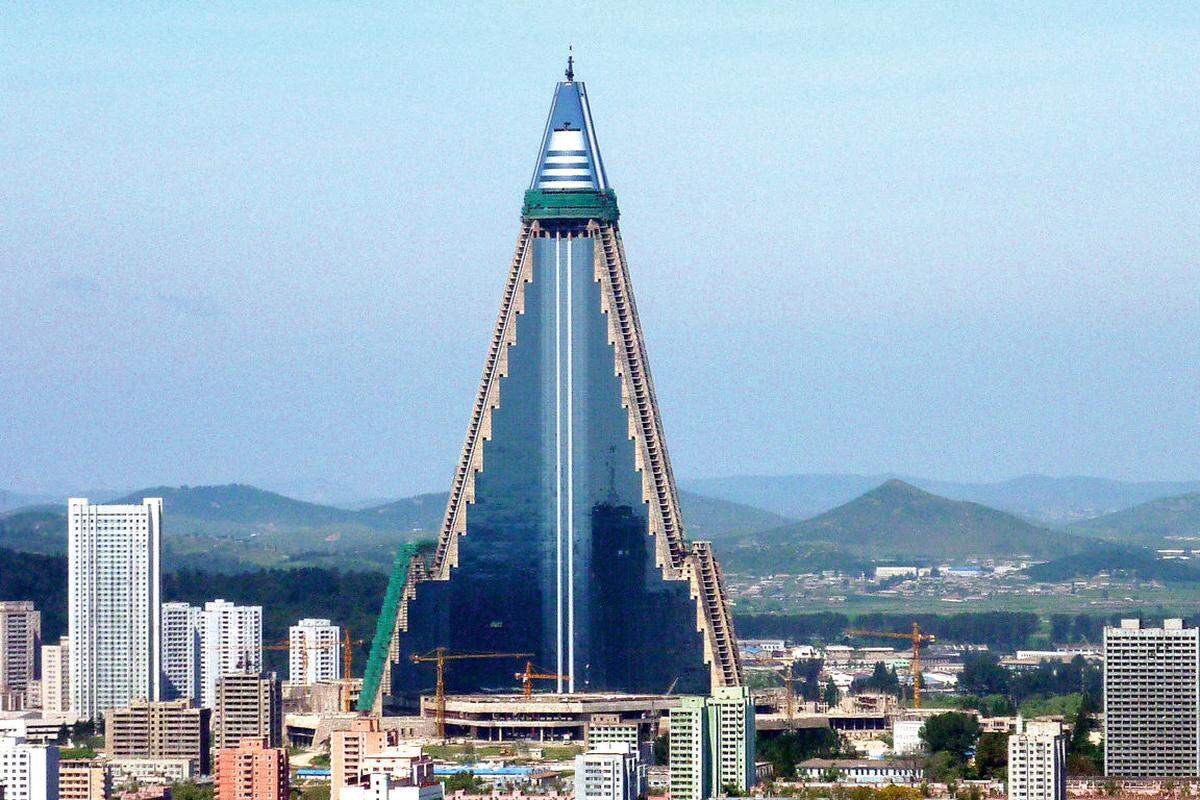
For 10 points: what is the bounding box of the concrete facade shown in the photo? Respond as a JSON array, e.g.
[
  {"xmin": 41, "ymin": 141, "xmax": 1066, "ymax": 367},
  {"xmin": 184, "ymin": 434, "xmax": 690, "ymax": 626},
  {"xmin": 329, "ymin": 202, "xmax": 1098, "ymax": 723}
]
[
  {"xmin": 0, "ymin": 603, "xmax": 41, "ymax": 697},
  {"xmin": 159, "ymin": 604, "xmax": 198, "ymax": 703},
  {"xmin": 58, "ymin": 760, "xmax": 111, "ymax": 800},
  {"xmin": 214, "ymin": 673, "xmax": 281, "ymax": 751},
  {"xmin": 575, "ymin": 742, "xmax": 643, "ymax": 800},
  {"xmin": 331, "ymin": 717, "xmax": 398, "ymax": 800},
  {"xmin": 215, "ymin": 737, "xmax": 287, "ymax": 800},
  {"xmin": 0, "ymin": 735, "xmax": 59, "ymax": 800},
  {"xmin": 289, "ymin": 619, "xmax": 340, "ymax": 686},
  {"xmin": 1008, "ymin": 718, "xmax": 1066, "ymax": 800},
  {"xmin": 197, "ymin": 602, "xmax": 262, "ymax": 711},
  {"xmin": 104, "ymin": 699, "xmax": 211, "ymax": 776},
  {"xmin": 40, "ymin": 640, "xmax": 69, "ymax": 716},
  {"xmin": 68, "ymin": 499, "xmax": 161, "ymax": 721},
  {"xmin": 1104, "ymin": 618, "xmax": 1200, "ymax": 777}
]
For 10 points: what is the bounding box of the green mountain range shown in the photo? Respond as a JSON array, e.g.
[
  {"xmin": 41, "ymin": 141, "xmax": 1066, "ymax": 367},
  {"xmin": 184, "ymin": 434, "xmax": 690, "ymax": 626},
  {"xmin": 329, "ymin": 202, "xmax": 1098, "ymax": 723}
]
[
  {"xmin": 723, "ymin": 479, "xmax": 1092, "ymax": 567},
  {"xmin": 1066, "ymin": 491, "xmax": 1200, "ymax": 546},
  {"xmin": 0, "ymin": 483, "xmax": 791, "ymax": 573},
  {"xmin": 686, "ymin": 473, "xmax": 1200, "ymax": 524}
]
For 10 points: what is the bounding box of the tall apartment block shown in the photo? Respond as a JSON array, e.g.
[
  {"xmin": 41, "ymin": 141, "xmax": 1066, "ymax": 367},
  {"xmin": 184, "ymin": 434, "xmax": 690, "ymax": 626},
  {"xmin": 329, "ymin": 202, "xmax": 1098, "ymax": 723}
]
[
  {"xmin": 1008, "ymin": 718, "xmax": 1066, "ymax": 800},
  {"xmin": 58, "ymin": 760, "xmax": 111, "ymax": 800},
  {"xmin": 68, "ymin": 498, "xmax": 161, "ymax": 720},
  {"xmin": 289, "ymin": 619, "xmax": 340, "ymax": 685},
  {"xmin": 214, "ymin": 673, "xmax": 281, "ymax": 751},
  {"xmin": 0, "ymin": 602, "xmax": 41, "ymax": 700},
  {"xmin": 40, "ymin": 640, "xmax": 69, "ymax": 714},
  {"xmin": 215, "ymin": 737, "xmax": 288, "ymax": 800},
  {"xmin": 331, "ymin": 717, "xmax": 398, "ymax": 800},
  {"xmin": 161, "ymin": 603, "xmax": 199, "ymax": 702},
  {"xmin": 0, "ymin": 734, "xmax": 59, "ymax": 800},
  {"xmin": 197, "ymin": 601, "xmax": 262, "ymax": 709},
  {"xmin": 104, "ymin": 698, "xmax": 212, "ymax": 775},
  {"xmin": 669, "ymin": 688, "xmax": 755, "ymax": 800},
  {"xmin": 1104, "ymin": 618, "xmax": 1200, "ymax": 777},
  {"xmin": 575, "ymin": 742, "xmax": 643, "ymax": 800}
]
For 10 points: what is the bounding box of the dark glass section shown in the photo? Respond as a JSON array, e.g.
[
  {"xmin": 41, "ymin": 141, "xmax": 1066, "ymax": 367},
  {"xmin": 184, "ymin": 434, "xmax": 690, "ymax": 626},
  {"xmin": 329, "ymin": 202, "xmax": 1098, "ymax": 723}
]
[{"xmin": 387, "ymin": 230, "xmax": 708, "ymax": 704}]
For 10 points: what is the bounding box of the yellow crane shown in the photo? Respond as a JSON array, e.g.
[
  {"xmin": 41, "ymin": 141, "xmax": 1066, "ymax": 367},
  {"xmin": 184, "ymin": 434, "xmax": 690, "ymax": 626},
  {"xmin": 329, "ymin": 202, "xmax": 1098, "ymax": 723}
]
[
  {"xmin": 265, "ymin": 630, "xmax": 368, "ymax": 712},
  {"xmin": 845, "ymin": 623, "xmax": 936, "ymax": 708},
  {"xmin": 514, "ymin": 661, "xmax": 571, "ymax": 699},
  {"xmin": 411, "ymin": 648, "xmax": 533, "ymax": 740}
]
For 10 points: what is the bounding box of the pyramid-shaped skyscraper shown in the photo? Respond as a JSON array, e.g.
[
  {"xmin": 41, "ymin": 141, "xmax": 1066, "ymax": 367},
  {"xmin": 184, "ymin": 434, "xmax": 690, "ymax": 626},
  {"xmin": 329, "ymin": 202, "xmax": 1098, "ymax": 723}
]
[{"xmin": 361, "ymin": 63, "xmax": 742, "ymax": 711}]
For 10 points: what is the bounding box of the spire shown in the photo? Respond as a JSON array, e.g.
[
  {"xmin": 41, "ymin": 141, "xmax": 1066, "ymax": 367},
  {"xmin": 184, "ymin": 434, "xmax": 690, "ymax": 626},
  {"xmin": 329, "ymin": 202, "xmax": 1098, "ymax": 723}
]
[
  {"xmin": 565, "ymin": 46, "xmax": 575, "ymax": 82},
  {"xmin": 530, "ymin": 62, "xmax": 608, "ymax": 192}
]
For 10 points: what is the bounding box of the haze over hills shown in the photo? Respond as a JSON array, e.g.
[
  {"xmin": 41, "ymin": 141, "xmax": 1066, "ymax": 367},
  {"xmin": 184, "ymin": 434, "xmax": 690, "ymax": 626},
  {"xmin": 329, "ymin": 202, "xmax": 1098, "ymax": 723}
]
[
  {"xmin": 0, "ymin": 482, "xmax": 792, "ymax": 572},
  {"xmin": 723, "ymin": 479, "xmax": 1093, "ymax": 567},
  {"xmin": 1067, "ymin": 491, "xmax": 1200, "ymax": 546},
  {"xmin": 685, "ymin": 473, "xmax": 1200, "ymax": 524}
]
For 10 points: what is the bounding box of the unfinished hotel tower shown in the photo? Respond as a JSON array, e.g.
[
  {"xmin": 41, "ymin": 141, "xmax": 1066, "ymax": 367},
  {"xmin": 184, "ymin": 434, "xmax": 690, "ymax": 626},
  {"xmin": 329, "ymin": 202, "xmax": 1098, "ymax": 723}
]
[{"xmin": 361, "ymin": 62, "xmax": 742, "ymax": 711}]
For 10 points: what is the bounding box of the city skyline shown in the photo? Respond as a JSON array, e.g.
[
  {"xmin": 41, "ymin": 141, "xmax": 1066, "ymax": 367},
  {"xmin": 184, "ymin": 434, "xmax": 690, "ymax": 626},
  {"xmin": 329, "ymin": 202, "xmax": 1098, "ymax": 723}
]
[{"xmin": 2, "ymin": 6, "xmax": 1198, "ymax": 498}]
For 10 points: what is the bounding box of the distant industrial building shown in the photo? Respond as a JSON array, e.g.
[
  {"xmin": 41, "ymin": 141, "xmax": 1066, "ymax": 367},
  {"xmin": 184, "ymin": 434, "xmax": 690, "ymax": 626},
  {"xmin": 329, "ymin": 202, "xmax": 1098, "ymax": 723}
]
[
  {"xmin": 0, "ymin": 734, "xmax": 59, "ymax": 800},
  {"xmin": 1104, "ymin": 618, "xmax": 1200, "ymax": 776},
  {"xmin": 58, "ymin": 759, "xmax": 111, "ymax": 800},
  {"xmin": 215, "ymin": 737, "xmax": 288, "ymax": 800},
  {"xmin": 0, "ymin": 603, "xmax": 41, "ymax": 700},
  {"xmin": 40, "ymin": 641, "xmax": 69, "ymax": 714},
  {"xmin": 104, "ymin": 699, "xmax": 211, "ymax": 776},
  {"xmin": 1008, "ymin": 718, "xmax": 1066, "ymax": 800},
  {"xmin": 214, "ymin": 672, "xmax": 281, "ymax": 751},
  {"xmin": 68, "ymin": 498, "xmax": 162, "ymax": 720},
  {"xmin": 669, "ymin": 688, "xmax": 755, "ymax": 800},
  {"xmin": 575, "ymin": 742, "xmax": 643, "ymax": 800}
]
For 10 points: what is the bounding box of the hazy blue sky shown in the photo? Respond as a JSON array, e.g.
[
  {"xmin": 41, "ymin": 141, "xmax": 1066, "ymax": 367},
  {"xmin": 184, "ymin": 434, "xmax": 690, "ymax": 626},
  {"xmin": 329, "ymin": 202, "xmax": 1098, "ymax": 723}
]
[{"xmin": 2, "ymin": 4, "xmax": 1198, "ymax": 500}]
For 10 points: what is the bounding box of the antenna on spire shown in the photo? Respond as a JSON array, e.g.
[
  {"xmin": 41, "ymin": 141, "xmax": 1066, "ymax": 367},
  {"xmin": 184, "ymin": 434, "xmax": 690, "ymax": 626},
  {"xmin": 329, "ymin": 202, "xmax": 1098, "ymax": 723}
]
[{"xmin": 565, "ymin": 45, "xmax": 575, "ymax": 82}]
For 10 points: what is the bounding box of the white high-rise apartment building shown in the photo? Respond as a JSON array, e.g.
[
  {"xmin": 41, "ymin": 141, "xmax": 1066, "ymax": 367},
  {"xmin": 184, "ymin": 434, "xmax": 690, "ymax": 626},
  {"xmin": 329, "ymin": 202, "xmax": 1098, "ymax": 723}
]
[
  {"xmin": 289, "ymin": 619, "xmax": 340, "ymax": 685},
  {"xmin": 1007, "ymin": 718, "xmax": 1066, "ymax": 800},
  {"xmin": 197, "ymin": 600, "xmax": 261, "ymax": 709},
  {"xmin": 0, "ymin": 734, "xmax": 60, "ymax": 800},
  {"xmin": 0, "ymin": 602, "xmax": 41, "ymax": 696},
  {"xmin": 161, "ymin": 603, "xmax": 200, "ymax": 702},
  {"xmin": 39, "ymin": 639, "xmax": 69, "ymax": 714},
  {"xmin": 575, "ymin": 742, "xmax": 643, "ymax": 800},
  {"xmin": 68, "ymin": 498, "xmax": 161, "ymax": 720},
  {"xmin": 1104, "ymin": 618, "xmax": 1200, "ymax": 777}
]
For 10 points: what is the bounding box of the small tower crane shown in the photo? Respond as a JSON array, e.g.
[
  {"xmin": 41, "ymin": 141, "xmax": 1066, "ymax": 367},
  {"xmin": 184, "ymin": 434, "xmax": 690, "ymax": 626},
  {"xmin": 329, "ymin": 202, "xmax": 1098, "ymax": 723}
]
[
  {"xmin": 411, "ymin": 648, "xmax": 533, "ymax": 740},
  {"xmin": 844, "ymin": 623, "xmax": 936, "ymax": 708}
]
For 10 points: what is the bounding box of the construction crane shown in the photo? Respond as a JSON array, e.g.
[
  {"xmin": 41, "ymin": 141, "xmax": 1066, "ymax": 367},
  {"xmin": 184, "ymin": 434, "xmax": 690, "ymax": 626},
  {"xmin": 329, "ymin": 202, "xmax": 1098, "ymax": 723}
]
[
  {"xmin": 844, "ymin": 623, "xmax": 936, "ymax": 709},
  {"xmin": 514, "ymin": 661, "xmax": 571, "ymax": 699},
  {"xmin": 264, "ymin": 630, "xmax": 368, "ymax": 712},
  {"xmin": 411, "ymin": 648, "xmax": 533, "ymax": 740}
]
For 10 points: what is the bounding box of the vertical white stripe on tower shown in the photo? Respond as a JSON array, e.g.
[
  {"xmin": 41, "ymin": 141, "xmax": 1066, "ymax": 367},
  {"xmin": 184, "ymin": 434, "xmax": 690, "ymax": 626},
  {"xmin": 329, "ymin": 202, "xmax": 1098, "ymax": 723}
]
[
  {"xmin": 566, "ymin": 237, "xmax": 576, "ymax": 694},
  {"xmin": 554, "ymin": 235, "xmax": 564, "ymax": 693}
]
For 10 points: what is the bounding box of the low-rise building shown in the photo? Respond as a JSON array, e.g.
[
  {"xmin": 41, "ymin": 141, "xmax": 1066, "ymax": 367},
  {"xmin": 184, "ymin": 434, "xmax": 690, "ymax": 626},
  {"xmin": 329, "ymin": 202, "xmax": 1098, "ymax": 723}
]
[
  {"xmin": 892, "ymin": 719, "xmax": 925, "ymax": 755},
  {"xmin": 58, "ymin": 760, "xmax": 111, "ymax": 800},
  {"xmin": 342, "ymin": 745, "xmax": 440, "ymax": 800},
  {"xmin": 107, "ymin": 758, "xmax": 192, "ymax": 788},
  {"xmin": 797, "ymin": 759, "xmax": 921, "ymax": 785}
]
